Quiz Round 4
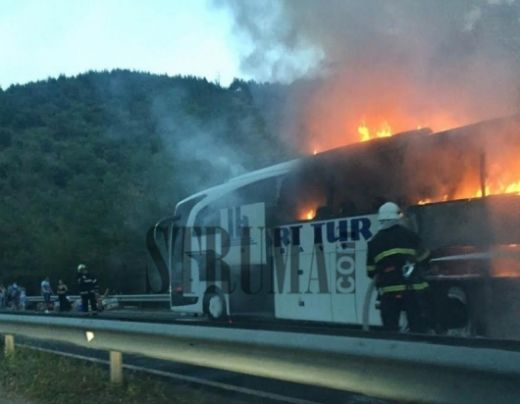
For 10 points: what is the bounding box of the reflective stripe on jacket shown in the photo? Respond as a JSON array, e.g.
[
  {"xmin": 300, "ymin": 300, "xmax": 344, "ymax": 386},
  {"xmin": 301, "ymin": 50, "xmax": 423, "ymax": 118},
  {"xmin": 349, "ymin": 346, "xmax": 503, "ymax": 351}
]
[
  {"xmin": 78, "ymin": 273, "xmax": 98, "ymax": 294},
  {"xmin": 379, "ymin": 282, "xmax": 429, "ymax": 294},
  {"xmin": 366, "ymin": 223, "xmax": 429, "ymax": 294}
]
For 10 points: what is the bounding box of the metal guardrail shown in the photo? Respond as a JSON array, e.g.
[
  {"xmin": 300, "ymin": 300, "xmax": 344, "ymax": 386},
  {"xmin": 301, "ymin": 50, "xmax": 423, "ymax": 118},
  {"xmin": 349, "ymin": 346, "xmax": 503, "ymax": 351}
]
[
  {"xmin": 112, "ymin": 294, "xmax": 169, "ymax": 303},
  {"xmin": 1, "ymin": 314, "xmax": 520, "ymax": 403},
  {"xmin": 25, "ymin": 294, "xmax": 169, "ymax": 304}
]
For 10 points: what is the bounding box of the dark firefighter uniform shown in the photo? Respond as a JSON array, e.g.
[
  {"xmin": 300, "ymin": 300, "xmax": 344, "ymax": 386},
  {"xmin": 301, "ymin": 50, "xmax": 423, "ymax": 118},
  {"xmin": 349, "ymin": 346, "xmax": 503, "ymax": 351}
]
[
  {"xmin": 78, "ymin": 271, "xmax": 98, "ymax": 313},
  {"xmin": 366, "ymin": 223, "xmax": 430, "ymax": 332}
]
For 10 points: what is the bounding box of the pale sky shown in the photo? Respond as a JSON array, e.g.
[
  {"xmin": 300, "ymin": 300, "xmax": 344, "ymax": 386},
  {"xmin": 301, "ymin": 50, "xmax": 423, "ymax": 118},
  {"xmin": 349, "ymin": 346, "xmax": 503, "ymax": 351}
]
[{"xmin": 0, "ymin": 0, "xmax": 249, "ymax": 89}]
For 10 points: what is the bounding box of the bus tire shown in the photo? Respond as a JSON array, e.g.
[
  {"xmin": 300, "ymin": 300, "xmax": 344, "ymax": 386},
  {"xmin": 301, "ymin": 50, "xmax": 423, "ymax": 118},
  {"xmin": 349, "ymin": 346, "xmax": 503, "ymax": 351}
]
[
  {"xmin": 443, "ymin": 286, "xmax": 480, "ymax": 337},
  {"xmin": 204, "ymin": 291, "xmax": 226, "ymax": 321}
]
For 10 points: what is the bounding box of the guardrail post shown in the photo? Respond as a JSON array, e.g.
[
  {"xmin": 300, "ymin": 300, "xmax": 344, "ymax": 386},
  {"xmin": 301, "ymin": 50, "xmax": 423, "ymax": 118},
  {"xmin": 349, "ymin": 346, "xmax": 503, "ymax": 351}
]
[
  {"xmin": 4, "ymin": 334, "xmax": 15, "ymax": 356},
  {"xmin": 109, "ymin": 351, "xmax": 123, "ymax": 384}
]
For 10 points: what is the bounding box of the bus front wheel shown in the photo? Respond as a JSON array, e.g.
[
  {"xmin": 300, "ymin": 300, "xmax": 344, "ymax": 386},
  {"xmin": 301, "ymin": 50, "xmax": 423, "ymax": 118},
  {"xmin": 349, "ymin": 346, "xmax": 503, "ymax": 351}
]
[{"xmin": 204, "ymin": 291, "xmax": 226, "ymax": 321}]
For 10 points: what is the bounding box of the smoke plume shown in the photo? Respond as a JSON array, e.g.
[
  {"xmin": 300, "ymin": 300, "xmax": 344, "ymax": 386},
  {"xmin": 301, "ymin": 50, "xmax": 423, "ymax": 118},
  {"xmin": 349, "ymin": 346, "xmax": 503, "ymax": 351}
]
[{"xmin": 222, "ymin": 0, "xmax": 520, "ymax": 151}]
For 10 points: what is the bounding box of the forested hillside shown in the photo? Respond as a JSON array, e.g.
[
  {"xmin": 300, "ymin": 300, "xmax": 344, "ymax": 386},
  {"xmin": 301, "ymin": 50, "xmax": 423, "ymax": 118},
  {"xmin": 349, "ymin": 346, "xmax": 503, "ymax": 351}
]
[{"xmin": 0, "ymin": 70, "xmax": 293, "ymax": 294}]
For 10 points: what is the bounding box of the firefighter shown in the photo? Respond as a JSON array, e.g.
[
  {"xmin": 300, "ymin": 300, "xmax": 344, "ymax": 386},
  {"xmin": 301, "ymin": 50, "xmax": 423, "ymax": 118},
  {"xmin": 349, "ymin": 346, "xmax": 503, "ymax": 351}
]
[
  {"xmin": 366, "ymin": 202, "xmax": 430, "ymax": 333},
  {"xmin": 77, "ymin": 264, "xmax": 99, "ymax": 314}
]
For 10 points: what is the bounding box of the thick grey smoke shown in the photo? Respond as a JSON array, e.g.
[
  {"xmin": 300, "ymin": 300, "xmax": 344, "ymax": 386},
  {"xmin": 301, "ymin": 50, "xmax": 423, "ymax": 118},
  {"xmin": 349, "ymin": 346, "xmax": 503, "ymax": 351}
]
[
  {"xmin": 221, "ymin": 0, "xmax": 520, "ymax": 149},
  {"xmin": 151, "ymin": 87, "xmax": 247, "ymax": 197}
]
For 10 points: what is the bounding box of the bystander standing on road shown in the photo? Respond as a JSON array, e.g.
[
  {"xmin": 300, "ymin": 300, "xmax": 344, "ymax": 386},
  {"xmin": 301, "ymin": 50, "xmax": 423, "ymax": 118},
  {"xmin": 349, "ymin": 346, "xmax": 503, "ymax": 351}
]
[
  {"xmin": 40, "ymin": 277, "xmax": 53, "ymax": 313},
  {"xmin": 19, "ymin": 287, "xmax": 27, "ymax": 311},
  {"xmin": 7, "ymin": 282, "xmax": 21, "ymax": 310},
  {"xmin": 0, "ymin": 283, "xmax": 5, "ymax": 308}
]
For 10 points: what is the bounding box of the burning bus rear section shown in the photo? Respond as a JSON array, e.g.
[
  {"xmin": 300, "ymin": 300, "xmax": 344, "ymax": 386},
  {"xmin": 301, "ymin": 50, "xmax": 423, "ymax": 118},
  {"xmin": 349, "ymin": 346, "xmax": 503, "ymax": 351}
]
[{"xmin": 148, "ymin": 115, "xmax": 520, "ymax": 338}]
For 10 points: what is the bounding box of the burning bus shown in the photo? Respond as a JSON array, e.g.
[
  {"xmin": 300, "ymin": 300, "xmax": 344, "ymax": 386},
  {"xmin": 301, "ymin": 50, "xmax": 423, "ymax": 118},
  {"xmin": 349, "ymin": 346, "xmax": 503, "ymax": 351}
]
[{"xmin": 149, "ymin": 115, "xmax": 520, "ymax": 338}]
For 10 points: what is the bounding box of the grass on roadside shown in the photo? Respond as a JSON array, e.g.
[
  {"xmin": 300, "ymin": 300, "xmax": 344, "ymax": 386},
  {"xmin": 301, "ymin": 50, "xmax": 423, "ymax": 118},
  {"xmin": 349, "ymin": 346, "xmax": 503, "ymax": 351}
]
[{"xmin": 0, "ymin": 347, "xmax": 257, "ymax": 404}]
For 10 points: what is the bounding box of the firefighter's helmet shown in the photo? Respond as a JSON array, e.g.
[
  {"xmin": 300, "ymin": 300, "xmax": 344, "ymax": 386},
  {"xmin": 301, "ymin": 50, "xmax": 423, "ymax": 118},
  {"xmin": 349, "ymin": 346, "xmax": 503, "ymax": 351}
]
[
  {"xmin": 378, "ymin": 202, "xmax": 403, "ymax": 222},
  {"xmin": 77, "ymin": 264, "xmax": 87, "ymax": 273}
]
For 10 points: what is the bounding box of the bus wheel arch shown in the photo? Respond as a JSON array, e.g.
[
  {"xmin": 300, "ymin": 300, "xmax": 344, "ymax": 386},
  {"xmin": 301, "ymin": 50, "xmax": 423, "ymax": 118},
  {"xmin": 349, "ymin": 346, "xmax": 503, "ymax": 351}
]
[
  {"xmin": 203, "ymin": 286, "xmax": 227, "ymax": 321},
  {"xmin": 439, "ymin": 285, "xmax": 484, "ymax": 336}
]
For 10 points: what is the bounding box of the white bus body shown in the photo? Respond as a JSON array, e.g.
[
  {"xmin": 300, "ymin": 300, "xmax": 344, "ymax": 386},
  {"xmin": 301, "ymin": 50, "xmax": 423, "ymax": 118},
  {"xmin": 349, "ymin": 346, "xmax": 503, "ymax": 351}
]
[{"xmin": 149, "ymin": 117, "xmax": 520, "ymax": 334}]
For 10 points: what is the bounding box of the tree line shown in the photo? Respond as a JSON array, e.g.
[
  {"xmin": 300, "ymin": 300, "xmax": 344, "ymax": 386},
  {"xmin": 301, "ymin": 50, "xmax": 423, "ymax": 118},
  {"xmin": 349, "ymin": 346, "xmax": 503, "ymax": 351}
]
[{"xmin": 0, "ymin": 70, "xmax": 294, "ymax": 294}]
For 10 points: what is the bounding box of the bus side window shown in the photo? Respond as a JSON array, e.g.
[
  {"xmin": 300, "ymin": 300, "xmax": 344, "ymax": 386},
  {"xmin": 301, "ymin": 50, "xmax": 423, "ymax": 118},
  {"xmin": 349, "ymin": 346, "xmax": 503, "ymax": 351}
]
[
  {"xmin": 235, "ymin": 177, "xmax": 280, "ymax": 207},
  {"xmin": 276, "ymin": 170, "xmax": 328, "ymax": 223},
  {"xmin": 194, "ymin": 177, "xmax": 282, "ymax": 228},
  {"xmin": 338, "ymin": 201, "xmax": 357, "ymax": 217}
]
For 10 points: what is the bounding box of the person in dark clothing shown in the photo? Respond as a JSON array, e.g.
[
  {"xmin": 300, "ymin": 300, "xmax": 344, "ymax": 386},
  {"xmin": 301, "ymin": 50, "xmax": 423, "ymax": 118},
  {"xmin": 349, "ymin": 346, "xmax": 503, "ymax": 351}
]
[
  {"xmin": 367, "ymin": 202, "xmax": 431, "ymax": 333},
  {"xmin": 77, "ymin": 264, "xmax": 98, "ymax": 314},
  {"xmin": 57, "ymin": 279, "xmax": 71, "ymax": 311},
  {"xmin": 7, "ymin": 282, "xmax": 21, "ymax": 310}
]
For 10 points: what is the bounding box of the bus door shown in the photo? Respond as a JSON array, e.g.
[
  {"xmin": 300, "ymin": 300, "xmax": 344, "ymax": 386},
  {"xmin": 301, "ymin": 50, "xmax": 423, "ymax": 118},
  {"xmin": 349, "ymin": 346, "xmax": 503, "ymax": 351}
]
[
  {"xmin": 220, "ymin": 202, "xmax": 272, "ymax": 315},
  {"xmin": 146, "ymin": 217, "xmax": 177, "ymax": 294},
  {"xmin": 147, "ymin": 215, "xmax": 201, "ymax": 307},
  {"xmin": 181, "ymin": 224, "xmax": 211, "ymax": 303}
]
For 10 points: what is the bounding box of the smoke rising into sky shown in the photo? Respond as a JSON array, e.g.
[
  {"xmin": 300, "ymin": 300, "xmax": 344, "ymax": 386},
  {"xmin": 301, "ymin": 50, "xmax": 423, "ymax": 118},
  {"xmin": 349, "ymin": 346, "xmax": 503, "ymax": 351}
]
[
  {"xmin": 223, "ymin": 0, "xmax": 520, "ymax": 150},
  {"xmin": 3, "ymin": 0, "xmax": 520, "ymax": 153}
]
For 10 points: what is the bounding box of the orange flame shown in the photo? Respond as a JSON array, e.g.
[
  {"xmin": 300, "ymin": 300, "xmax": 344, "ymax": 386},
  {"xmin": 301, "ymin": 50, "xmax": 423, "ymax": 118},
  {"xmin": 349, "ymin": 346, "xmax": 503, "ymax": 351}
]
[
  {"xmin": 376, "ymin": 121, "xmax": 392, "ymax": 138},
  {"xmin": 490, "ymin": 245, "xmax": 520, "ymax": 278},
  {"xmin": 358, "ymin": 121, "xmax": 392, "ymax": 142},
  {"xmin": 357, "ymin": 120, "xmax": 520, "ymax": 204},
  {"xmin": 310, "ymin": 116, "xmax": 520, "ymax": 207},
  {"xmin": 440, "ymin": 182, "xmax": 520, "ymax": 203},
  {"xmin": 505, "ymin": 181, "xmax": 520, "ymax": 194},
  {"xmin": 358, "ymin": 123, "xmax": 370, "ymax": 142},
  {"xmin": 300, "ymin": 208, "xmax": 315, "ymax": 221}
]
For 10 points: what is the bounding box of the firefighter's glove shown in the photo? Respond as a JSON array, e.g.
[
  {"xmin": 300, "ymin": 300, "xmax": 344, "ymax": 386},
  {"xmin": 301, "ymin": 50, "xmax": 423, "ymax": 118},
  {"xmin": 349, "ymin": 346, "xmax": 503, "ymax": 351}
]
[{"xmin": 402, "ymin": 261, "xmax": 416, "ymax": 279}]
